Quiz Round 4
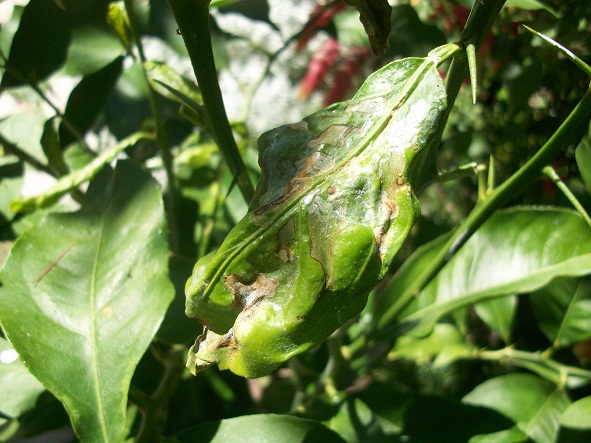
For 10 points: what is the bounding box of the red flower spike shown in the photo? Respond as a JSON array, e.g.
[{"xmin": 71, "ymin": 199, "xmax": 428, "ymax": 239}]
[
  {"xmin": 299, "ymin": 37, "xmax": 341, "ymax": 100},
  {"xmin": 323, "ymin": 46, "xmax": 371, "ymax": 105},
  {"xmin": 296, "ymin": 2, "xmax": 347, "ymax": 52}
]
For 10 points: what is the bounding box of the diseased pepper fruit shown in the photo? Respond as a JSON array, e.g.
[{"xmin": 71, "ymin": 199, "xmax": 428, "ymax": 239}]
[{"xmin": 186, "ymin": 46, "xmax": 456, "ymax": 378}]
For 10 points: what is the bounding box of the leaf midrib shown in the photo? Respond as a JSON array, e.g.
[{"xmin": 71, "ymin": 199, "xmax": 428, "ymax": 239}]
[{"xmin": 88, "ymin": 202, "xmax": 110, "ymax": 442}]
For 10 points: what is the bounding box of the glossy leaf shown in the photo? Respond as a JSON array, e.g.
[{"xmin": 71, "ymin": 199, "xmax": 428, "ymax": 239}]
[
  {"xmin": 403, "ymin": 395, "xmax": 515, "ymax": 442},
  {"xmin": 342, "ymin": 0, "xmax": 392, "ymax": 55},
  {"xmin": 0, "ymin": 337, "xmax": 45, "ymax": 422},
  {"xmin": 474, "ymin": 296, "xmax": 517, "ymax": 343},
  {"xmin": 530, "ymin": 278, "xmax": 591, "ymax": 348},
  {"xmin": 559, "ymin": 396, "xmax": 591, "ymax": 429},
  {"xmin": 63, "ymin": 26, "xmax": 126, "ymax": 76},
  {"xmin": 387, "ymin": 323, "xmax": 476, "ymax": 367},
  {"xmin": 0, "ymin": 160, "xmax": 174, "ymax": 442},
  {"xmin": 469, "ymin": 426, "xmax": 528, "ymax": 443},
  {"xmin": 59, "ymin": 56, "xmax": 124, "ymax": 148},
  {"xmin": 186, "ymin": 54, "xmax": 449, "ymax": 378},
  {"xmin": 463, "ymin": 373, "xmax": 571, "ymax": 443},
  {"xmin": 106, "ymin": 2, "xmax": 132, "ymax": 54},
  {"xmin": 175, "ymin": 414, "xmax": 345, "ymax": 442},
  {"xmin": 390, "ymin": 207, "xmax": 591, "ymax": 336},
  {"xmin": 10, "ymin": 132, "xmax": 151, "ymax": 213},
  {"xmin": 389, "ymin": 5, "xmax": 447, "ymax": 57},
  {"xmin": 0, "ymin": 0, "xmax": 71, "ymax": 89},
  {"xmin": 557, "ymin": 398, "xmax": 591, "ymax": 443},
  {"xmin": 505, "ymin": 0, "xmax": 560, "ymax": 17}
]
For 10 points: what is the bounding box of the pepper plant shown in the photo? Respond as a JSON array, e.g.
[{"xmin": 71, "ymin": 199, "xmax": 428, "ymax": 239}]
[{"xmin": 0, "ymin": 0, "xmax": 591, "ymax": 442}]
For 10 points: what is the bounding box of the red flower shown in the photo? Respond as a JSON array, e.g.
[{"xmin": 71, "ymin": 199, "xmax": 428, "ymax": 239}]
[{"xmin": 299, "ymin": 37, "xmax": 341, "ymax": 100}]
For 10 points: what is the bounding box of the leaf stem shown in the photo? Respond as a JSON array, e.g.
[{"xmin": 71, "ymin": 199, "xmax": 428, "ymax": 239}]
[
  {"xmin": 133, "ymin": 344, "xmax": 186, "ymax": 443},
  {"xmin": 124, "ymin": 0, "xmax": 179, "ymax": 253},
  {"xmin": 477, "ymin": 347, "xmax": 591, "ymax": 389},
  {"xmin": 0, "ymin": 133, "xmax": 56, "ymax": 177},
  {"xmin": 0, "ymin": 49, "xmax": 94, "ymax": 156},
  {"xmin": 543, "ymin": 165, "xmax": 591, "ymax": 229},
  {"xmin": 166, "ymin": 0, "xmax": 254, "ymax": 203}
]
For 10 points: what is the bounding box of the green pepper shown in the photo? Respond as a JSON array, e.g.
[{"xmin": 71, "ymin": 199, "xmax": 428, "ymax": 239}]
[{"xmin": 186, "ymin": 52, "xmax": 449, "ymax": 378}]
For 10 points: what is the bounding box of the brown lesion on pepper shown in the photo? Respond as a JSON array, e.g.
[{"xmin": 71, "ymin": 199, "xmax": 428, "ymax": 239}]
[
  {"xmin": 253, "ymin": 150, "xmax": 335, "ymax": 218},
  {"xmin": 225, "ymin": 274, "xmax": 279, "ymax": 310},
  {"xmin": 273, "ymin": 217, "xmax": 295, "ymax": 263},
  {"xmin": 373, "ymin": 192, "xmax": 401, "ymax": 258}
]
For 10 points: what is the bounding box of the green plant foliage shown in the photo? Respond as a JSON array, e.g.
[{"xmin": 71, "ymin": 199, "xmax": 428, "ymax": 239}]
[
  {"xmin": 0, "ymin": 0, "xmax": 70, "ymax": 89},
  {"xmin": 0, "ymin": 161, "xmax": 174, "ymax": 442},
  {"xmin": 175, "ymin": 414, "xmax": 346, "ymax": 442},
  {"xmin": 463, "ymin": 373, "xmax": 571, "ymax": 443},
  {"xmin": 1, "ymin": 0, "xmax": 591, "ymax": 441},
  {"xmin": 379, "ymin": 207, "xmax": 591, "ymax": 336},
  {"xmin": 530, "ymin": 278, "xmax": 591, "ymax": 348},
  {"xmin": 59, "ymin": 56, "xmax": 124, "ymax": 148},
  {"xmin": 0, "ymin": 337, "xmax": 45, "ymax": 426},
  {"xmin": 10, "ymin": 132, "xmax": 151, "ymax": 213},
  {"xmin": 557, "ymin": 396, "xmax": 591, "ymax": 442}
]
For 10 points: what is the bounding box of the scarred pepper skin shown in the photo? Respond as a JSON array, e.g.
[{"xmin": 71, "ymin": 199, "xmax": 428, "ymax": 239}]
[{"xmin": 186, "ymin": 55, "xmax": 447, "ymax": 378}]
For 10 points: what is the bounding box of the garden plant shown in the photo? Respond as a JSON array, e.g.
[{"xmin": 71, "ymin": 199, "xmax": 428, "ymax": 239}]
[{"xmin": 0, "ymin": 0, "xmax": 591, "ymax": 442}]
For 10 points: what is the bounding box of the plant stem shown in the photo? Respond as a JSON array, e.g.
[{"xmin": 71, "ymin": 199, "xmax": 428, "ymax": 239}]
[
  {"xmin": 0, "ymin": 50, "xmax": 94, "ymax": 156},
  {"xmin": 0, "ymin": 133, "xmax": 56, "ymax": 177},
  {"xmin": 124, "ymin": 0, "xmax": 179, "ymax": 253},
  {"xmin": 133, "ymin": 345, "xmax": 186, "ymax": 443},
  {"xmin": 166, "ymin": 0, "xmax": 254, "ymax": 203},
  {"xmin": 543, "ymin": 165, "xmax": 591, "ymax": 228},
  {"xmin": 477, "ymin": 347, "xmax": 591, "ymax": 389}
]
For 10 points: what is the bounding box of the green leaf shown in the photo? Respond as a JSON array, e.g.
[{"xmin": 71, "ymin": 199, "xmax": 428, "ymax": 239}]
[
  {"xmin": 530, "ymin": 278, "xmax": 591, "ymax": 348},
  {"xmin": 559, "ymin": 397, "xmax": 591, "ymax": 429},
  {"xmin": 63, "ymin": 26, "xmax": 126, "ymax": 76},
  {"xmin": 392, "ymin": 207, "xmax": 591, "ymax": 336},
  {"xmin": 0, "ymin": 337, "xmax": 45, "ymax": 422},
  {"xmin": 0, "ymin": 160, "xmax": 174, "ymax": 442},
  {"xmin": 403, "ymin": 395, "xmax": 515, "ymax": 442},
  {"xmin": 474, "ymin": 296, "xmax": 517, "ymax": 343},
  {"xmin": 388, "ymin": 323, "xmax": 476, "ymax": 366},
  {"xmin": 41, "ymin": 118, "xmax": 68, "ymax": 175},
  {"xmin": 389, "ymin": 4, "xmax": 447, "ymax": 57},
  {"xmin": 463, "ymin": 373, "xmax": 571, "ymax": 443},
  {"xmin": 175, "ymin": 414, "xmax": 345, "ymax": 442},
  {"xmin": 106, "ymin": 2, "xmax": 132, "ymax": 54},
  {"xmin": 157, "ymin": 256, "xmax": 200, "ymax": 344},
  {"xmin": 210, "ymin": 0, "xmax": 245, "ymax": 8},
  {"xmin": 469, "ymin": 426, "xmax": 528, "ymax": 443},
  {"xmin": 576, "ymin": 137, "xmax": 591, "ymax": 197},
  {"xmin": 505, "ymin": 0, "xmax": 560, "ymax": 17},
  {"xmin": 557, "ymin": 397, "xmax": 591, "ymax": 443},
  {"xmin": 10, "ymin": 132, "xmax": 151, "ymax": 213},
  {"xmin": 342, "ymin": 0, "xmax": 392, "ymax": 55},
  {"xmin": 144, "ymin": 61, "xmax": 205, "ymax": 127},
  {"xmin": 0, "ymin": 0, "xmax": 71, "ymax": 88},
  {"xmin": 59, "ymin": 56, "xmax": 124, "ymax": 148},
  {"xmin": 0, "ymin": 160, "xmax": 23, "ymax": 223},
  {"xmin": 0, "ymin": 110, "xmax": 48, "ymax": 164}
]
